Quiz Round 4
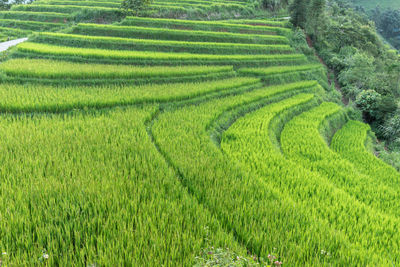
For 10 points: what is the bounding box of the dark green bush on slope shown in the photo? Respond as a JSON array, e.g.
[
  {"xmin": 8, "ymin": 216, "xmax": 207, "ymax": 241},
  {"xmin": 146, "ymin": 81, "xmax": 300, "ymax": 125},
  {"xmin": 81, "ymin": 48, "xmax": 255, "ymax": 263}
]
[
  {"xmin": 121, "ymin": 0, "xmax": 153, "ymax": 15},
  {"xmin": 289, "ymin": 0, "xmax": 400, "ymax": 144}
]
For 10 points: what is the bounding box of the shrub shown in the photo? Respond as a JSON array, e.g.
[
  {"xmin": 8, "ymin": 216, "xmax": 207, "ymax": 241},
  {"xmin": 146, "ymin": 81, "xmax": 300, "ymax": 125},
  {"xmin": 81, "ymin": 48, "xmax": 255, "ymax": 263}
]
[
  {"xmin": 355, "ymin": 89, "xmax": 381, "ymax": 121},
  {"xmin": 121, "ymin": 0, "xmax": 152, "ymax": 15}
]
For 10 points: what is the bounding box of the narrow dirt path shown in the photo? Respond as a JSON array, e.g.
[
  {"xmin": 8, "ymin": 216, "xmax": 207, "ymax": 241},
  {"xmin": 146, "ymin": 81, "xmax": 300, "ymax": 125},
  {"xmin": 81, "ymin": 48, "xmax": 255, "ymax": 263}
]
[
  {"xmin": 306, "ymin": 36, "xmax": 349, "ymax": 105},
  {"xmin": 0, "ymin": 37, "xmax": 28, "ymax": 52}
]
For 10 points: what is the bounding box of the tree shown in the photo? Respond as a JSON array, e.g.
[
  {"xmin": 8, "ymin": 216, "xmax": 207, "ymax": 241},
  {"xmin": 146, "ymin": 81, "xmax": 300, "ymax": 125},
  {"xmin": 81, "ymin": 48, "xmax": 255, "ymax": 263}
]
[
  {"xmin": 355, "ymin": 89, "xmax": 381, "ymax": 122},
  {"xmin": 0, "ymin": 0, "xmax": 33, "ymax": 11},
  {"xmin": 260, "ymin": 0, "xmax": 289, "ymax": 12},
  {"xmin": 305, "ymin": 0, "xmax": 326, "ymax": 40},
  {"xmin": 121, "ymin": 0, "xmax": 152, "ymax": 15},
  {"xmin": 338, "ymin": 51, "xmax": 375, "ymax": 94},
  {"xmin": 289, "ymin": 0, "xmax": 309, "ymax": 28}
]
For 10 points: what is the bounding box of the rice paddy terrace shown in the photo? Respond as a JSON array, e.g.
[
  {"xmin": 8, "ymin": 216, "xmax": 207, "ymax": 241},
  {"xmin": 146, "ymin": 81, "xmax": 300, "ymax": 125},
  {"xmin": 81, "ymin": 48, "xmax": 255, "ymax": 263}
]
[
  {"xmin": 0, "ymin": 0, "xmax": 399, "ymax": 266},
  {"xmin": 0, "ymin": 0, "xmax": 259, "ymax": 41}
]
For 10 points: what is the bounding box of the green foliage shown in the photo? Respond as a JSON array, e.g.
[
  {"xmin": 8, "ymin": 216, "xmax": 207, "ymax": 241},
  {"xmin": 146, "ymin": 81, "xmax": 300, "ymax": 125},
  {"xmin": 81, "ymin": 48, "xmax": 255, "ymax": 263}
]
[
  {"xmin": 194, "ymin": 246, "xmax": 278, "ymax": 267},
  {"xmin": 289, "ymin": 0, "xmax": 308, "ymax": 28},
  {"xmin": 350, "ymin": 0, "xmax": 400, "ymax": 11},
  {"xmin": 255, "ymin": 0, "xmax": 289, "ymax": 12},
  {"xmin": 121, "ymin": 0, "xmax": 152, "ymax": 15},
  {"xmin": 0, "ymin": 0, "xmax": 32, "ymax": 11},
  {"xmin": 381, "ymin": 112, "xmax": 400, "ymax": 143},
  {"xmin": 306, "ymin": 0, "xmax": 326, "ymax": 40},
  {"xmin": 372, "ymin": 8, "xmax": 400, "ymax": 41},
  {"xmin": 337, "ymin": 51, "xmax": 374, "ymax": 93},
  {"xmin": 289, "ymin": 0, "xmax": 400, "ymax": 144},
  {"xmin": 377, "ymin": 146, "xmax": 400, "ymax": 172},
  {"xmin": 355, "ymin": 89, "xmax": 381, "ymax": 121}
]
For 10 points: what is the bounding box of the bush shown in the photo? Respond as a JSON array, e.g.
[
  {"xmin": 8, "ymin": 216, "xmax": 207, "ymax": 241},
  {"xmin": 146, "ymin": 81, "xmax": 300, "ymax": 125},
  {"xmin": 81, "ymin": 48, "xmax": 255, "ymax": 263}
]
[
  {"xmin": 121, "ymin": 0, "xmax": 152, "ymax": 15},
  {"xmin": 355, "ymin": 89, "xmax": 381, "ymax": 121},
  {"xmin": 381, "ymin": 112, "xmax": 400, "ymax": 142}
]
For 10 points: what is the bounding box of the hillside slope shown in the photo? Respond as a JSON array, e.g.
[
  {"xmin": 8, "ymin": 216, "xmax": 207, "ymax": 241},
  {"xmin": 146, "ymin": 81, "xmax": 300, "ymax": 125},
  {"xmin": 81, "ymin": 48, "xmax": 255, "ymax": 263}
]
[
  {"xmin": 350, "ymin": 0, "xmax": 400, "ymax": 10},
  {"xmin": 0, "ymin": 0, "xmax": 399, "ymax": 266}
]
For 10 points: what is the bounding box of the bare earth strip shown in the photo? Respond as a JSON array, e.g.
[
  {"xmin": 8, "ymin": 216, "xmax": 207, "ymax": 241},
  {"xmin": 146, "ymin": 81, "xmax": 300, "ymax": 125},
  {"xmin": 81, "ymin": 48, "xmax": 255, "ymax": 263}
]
[{"xmin": 0, "ymin": 37, "xmax": 27, "ymax": 52}]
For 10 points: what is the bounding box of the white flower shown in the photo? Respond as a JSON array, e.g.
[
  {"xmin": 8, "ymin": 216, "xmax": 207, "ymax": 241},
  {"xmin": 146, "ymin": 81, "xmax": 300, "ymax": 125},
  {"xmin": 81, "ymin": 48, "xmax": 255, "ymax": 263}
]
[
  {"xmin": 2, "ymin": 252, "xmax": 6, "ymax": 255},
  {"xmin": 43, "ymin": 253, "xmax": 49, "ymax": 259}
]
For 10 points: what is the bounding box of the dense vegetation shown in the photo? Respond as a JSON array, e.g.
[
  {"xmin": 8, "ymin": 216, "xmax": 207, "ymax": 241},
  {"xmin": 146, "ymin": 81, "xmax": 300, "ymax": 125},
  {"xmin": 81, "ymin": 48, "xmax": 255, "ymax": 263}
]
[
  {"xmin": 290, "ymin": 0, "xmax": 400, "ymax": 153},
  {"xmin": 368, "ymin": 7, "xmax": 400, "ymax": 49},
  {"xmin": 343, "ymin": 1, "xmax": 400, "ymax": 50},
  {"xmin": 349, "ymin": 0, "xmax": 400, "ymax": 10},
  {"xmin": 0, "ymin": 0, "xmax": 398, "ymax": 266}
]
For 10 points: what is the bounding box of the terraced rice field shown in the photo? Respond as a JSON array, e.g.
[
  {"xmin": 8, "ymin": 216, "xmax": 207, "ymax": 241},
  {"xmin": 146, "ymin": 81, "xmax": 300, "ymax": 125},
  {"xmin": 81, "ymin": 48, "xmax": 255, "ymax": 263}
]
[
  {"xmin": 0, "ymin": 0, "xmax": 260, "ymax": 40},
  {"xmin": 0, "ymin": 0, "xmax": 399, "ymax": 266}
]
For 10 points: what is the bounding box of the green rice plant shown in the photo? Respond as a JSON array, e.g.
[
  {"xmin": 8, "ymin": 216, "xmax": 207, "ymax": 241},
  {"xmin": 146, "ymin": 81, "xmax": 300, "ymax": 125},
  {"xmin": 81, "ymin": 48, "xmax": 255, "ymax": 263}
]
[
  {"xmin": 31, "ymin": 32, "xmax": 294, "ymax": 55},
  {"xmin": 119, "ymin": 16, "xmax": 291, "ymax": 35},
  {"xmin": 150, "ymin": 2, "xmax": 254, "ymax": 16},
  {"xmin": 11, "ymin": 4, "xmax": 120, "ymax": 14},
  {"xmin": 152, "ymin": 1, "xmax": 245, "ymax": 8},
  {"xmin": 0, "ymin": 19, "xmax": 63, "ymax": 31},
  {"xmin": 0, "ymin": 77, "xmax": 261, "ymax": 113},
  {"xmin": 238, "ymin": 64, "xmax": 323, "ymax": 76},
  {"xmin": 0, "ymin": 11, "xmax": 71, "ymax": 22},
  {"xmin": 35, "ymin": 0, "xmax": 121, "ymax": 8},
  {"xmin": 60, "ymin": 0, "xmax": 122, "ymax": 2},
  {"xmin": 153, "ymin": 0, "xmax": 245, "ymax": 5},
  {"xmin": 238, "ymin": 65, "xmax": 328, "ymax": 87},
  {"xmin": 68, "ymin": 23, "xmax": 290, "ymax": 45},
  {"xmin": 0, "ymin": 58, "xmax": 236, "ymax": 85},
  {"xmin": 0, "ymin": 26, "xmax": 31, "ymax": 38},
  {"xmin": 150, "ymin": 2, "xmax": 252, "ymax": 14},
  {"xmin": 15, "ymin": 42, "xmax": 307, "ymax": 66},
  {"xmin": 0, "ymin": 106, "xmax": 245, "ymax": 265},
  {"xmin": 220, "ymin": 95, "xmax": 400, "ymax": 265},
  {"xmin": 331, "ymin": 120, "xmax": 400, "ymax": 183},
  {"xmin": 152, "ymin": 83, "xmax": 393, "ymax": 265},
  {"xmin": 280, "ymin": 103, "xmax": 400, "ymax": 217},
  {"xmin": 222, "ymin": 19, "xmax": 290, "ymax": 27}
]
